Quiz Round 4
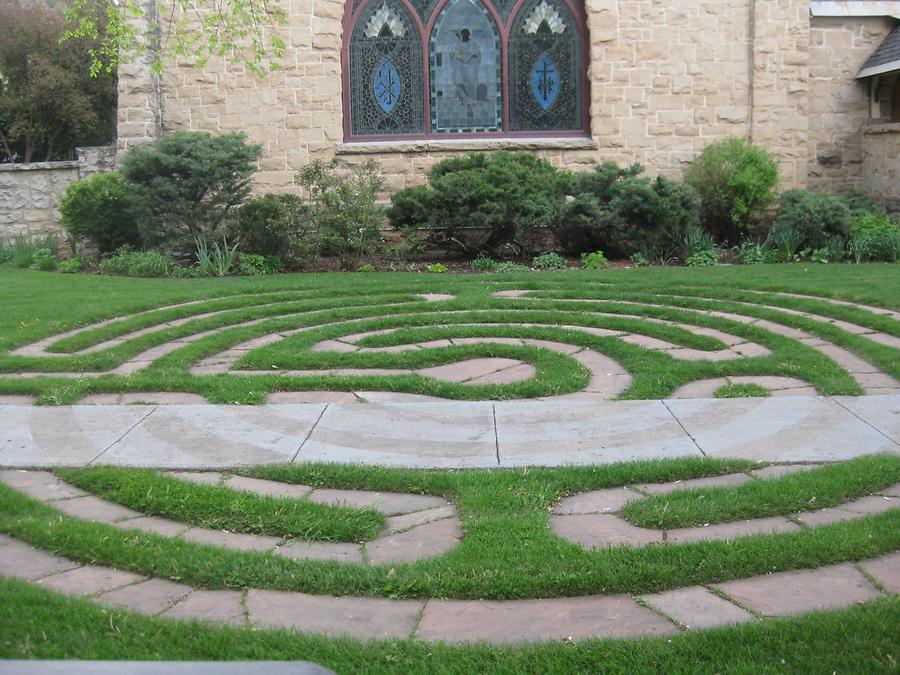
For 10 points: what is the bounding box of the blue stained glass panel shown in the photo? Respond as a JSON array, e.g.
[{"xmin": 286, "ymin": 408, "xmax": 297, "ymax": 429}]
[
  {"xmin": 530, "ymin": 55, "xmax": 559, "ymax": 110},
  {"xmin": 373, "ymin": 59, "xmax": 402, "ymax": 113}
]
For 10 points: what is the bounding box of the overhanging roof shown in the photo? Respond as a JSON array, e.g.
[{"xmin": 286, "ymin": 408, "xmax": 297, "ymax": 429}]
[{"xmin": 857, "ymin": 24, "xmax": 900, "ymax": 77}]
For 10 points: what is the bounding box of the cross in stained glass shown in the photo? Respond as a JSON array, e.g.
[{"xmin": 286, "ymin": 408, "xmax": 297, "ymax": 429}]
[
  {"xmin": 373, "ymin": 59, "xmax": 402, "ymax": 113},
  {"xmin": 531, "ymin": 54, "xmax": 559, "ymax": 110}
]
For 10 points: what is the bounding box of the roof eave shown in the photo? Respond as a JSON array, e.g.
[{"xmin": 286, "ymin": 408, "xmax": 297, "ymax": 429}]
[{"xmin": 857, "ymin": 59, "xmax": 900, "ymax": 78}]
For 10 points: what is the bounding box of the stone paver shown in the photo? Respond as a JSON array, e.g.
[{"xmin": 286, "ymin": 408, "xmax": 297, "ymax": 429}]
[
  {"xmin": 384, "ymin": 505, "xmax": 456, "ymax": 533},
  {"xmin": 795, "ymin": 494, "xmax": 896, "ymax": 527},
  {"xmin": 634, "ymin": 472, "xmax": 750, "ymax": 495},
  {"xmin": 670, "ymin": 376, "xmax": 816, "ymax": 399},
  {"xmin": 308, "ymin": 488, "xmax": 448, "ymax": 515},
  {"xmin": 0, "ymin": 470, "xmax": 88, "ymax": 501},
  {"xmin": 38, "ymin": 566, "xmax": 145, "ymax": 596},
  {"xmin": 832, "ymin": 396, "xmax": 900, "ymax": 445},
  {"xmin": 715, "ymin": 563, "xmax": 880, "ymax": 617},
  {"xmin": 640, "ymin": 586, "xmax": 755, "ymax": 629},
  {"xmin": 666, "ymin": 517, "xmax": 800, "ymax": 544},
  {"xmin": 417, "ymin": 358, "xmax": 526, "ymax": 383},
  {"xmin": 246, "ymin": 589, "xmax": 422, "ymax": 640},
  {"xmin": 53, "ymin": 495, "xmax": 141, "ymax": 522},
  {"xmin": 267, "ymin": 391, "xmax": 360, "ymax": 404},
  {"xmin": 466, "ymin": 363, "xmax": 537, "ymax": 385},
  {"xmin": 0, "ymin": 395, "xmax": 34, "ymax": 405},
  {"xmin": 181, "ymin": 528, "xmax": 282, "ymax": 552},
  {"xmin": 274, "ymin": 541, "xmax": 363, "ymax": 563},
  {"xmin": 366, "ymin": 518, "xmax": 462, "ymax": 565},
  {"xmin": 416, "ymin": 595, "xmax": 678, "ymax": 643},
  {"xmin": 552, "ymin": 487, "xmax": 642, "ymax": 515},
  {"xmin": 551, "ymin": 514, "xmax": 662, "ymax": 548},
  {"xmin": 223, "ymin": 475, "xmax": 313, "ymax": 500},
  {"xmin": 749, "ymin": 464, "xmax": 820, "ymax": 479},
  {"xmin": 859, "ymin": 551, "xmax": 900, "ymax": 594},
  {"xmin": 0, "ymin": 539, "xmax": 80, "ymax": 580},
  {"xmin": 97, "ymin": 578, "xmax": 193, "ymax": 614},
  {"xmin": 80, "ymin": 392, "xmax": 208, "ymax": 405},
  {"xmin": 162, "ymin": 590, "xmax": 246, "ymax": 625}
]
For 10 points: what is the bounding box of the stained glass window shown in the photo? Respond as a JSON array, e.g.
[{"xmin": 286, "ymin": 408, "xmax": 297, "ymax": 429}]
[{"xmin": 345, "ymin": 0, "xmax": 587, "ymax": 139}]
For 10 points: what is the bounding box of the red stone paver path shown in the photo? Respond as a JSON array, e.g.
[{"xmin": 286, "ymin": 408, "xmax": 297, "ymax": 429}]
[
  {"xmin": 550, "ymin": 465, "xmax": 899, "ymax": 550},
  {"xmin": 0, "ymin": 470, "xmax": 462, "ymax": 565},
  {"xmin": 0, "ymin": 533, "xmax": 896, "ymax": 643}
]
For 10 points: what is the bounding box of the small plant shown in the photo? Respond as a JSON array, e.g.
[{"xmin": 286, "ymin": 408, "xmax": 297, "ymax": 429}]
[
  {"xmin": 195, "ymin": 237, "xmax": 239, "ymax": 276},
  {"xmin": 356, "ymin": 263, "xmax": 375, "ymax": 273},
  {"xmin": 685, "ymin": 249, "xmax": 719, "ymax": 267},
  {"xmin": 4, "ymin": 234, "xmax": 59, "ymax": 269},
  {"xmin": 99, "ymin": 247, "xmax": 175, "ymax": 277},
  {"xmin": 30, "ymin": 247, "xmax": 57, "ymax": 271},
  {"xmin": 495, "ymin": 261, "xmax": 530, "ymax": 273},
  {"xmin": 684, "ymin": 137, "xmax": 779, "ymax": 243},
  {"xmin": 57, "ymin": 257, "xmax": 84, "ymax": 274},
  {"xmin": 768, "ymin": 225, "xmax": 803, "ymax": 262},
  {"xmin": 629, "ymin": 251, "xmax": 650, "ymax": 267},
  {"xmin": 580, "ymin": 250, "xmax": 608, "ymax": 269},
  {"xmin": 738, "ymin": 239, "xmax": 769, "ymax": 264},
  {"xmin": 426, "ymin": 262, "xmax": 448, "ymax": 273},
  {"xmin": 532, "ymin": 252, "xmax": 566, "ymax": 270},
  {"xmin": 59, "ymin": 172, "xmax": 140, "ymax": 255},
  {"xmin": 470, "ymin": 255, "xmax": 497, "ymax": 272},
  {"xmin": 682, "ymin": 226, "xmax": 718, "ymax": 267}
]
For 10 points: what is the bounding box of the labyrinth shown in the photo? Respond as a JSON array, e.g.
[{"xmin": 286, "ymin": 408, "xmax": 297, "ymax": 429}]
[{"xmin": 1, "ymin": 271, "xmax": 898, "ymax": 404}]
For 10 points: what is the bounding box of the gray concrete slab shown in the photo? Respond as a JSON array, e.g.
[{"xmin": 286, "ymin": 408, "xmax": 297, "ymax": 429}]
[
  {"xmin": 298, "ymin": 402, "xmax": 498, "ymax": 468},
  {"xmin": 495, "ymin": 400, "xmax": 700, "ymax": 466},
  {"xmin": 98, "ymin": 405, "xmax": 326, "ymax": 468},
  {"xmin": 665, "ymin": 397, "xmax": 900, "ymax": 462},
  {"xmin": 832, "ymin": 395, "xmax": 900, "ymax": 445},
  {"xmin": 0, "ymin": 405, "xmax": 153, "ymax": 467}
]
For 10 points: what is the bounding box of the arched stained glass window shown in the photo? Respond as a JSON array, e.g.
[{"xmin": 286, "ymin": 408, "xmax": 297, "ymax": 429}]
[{"xmin": 343, "ymin": 0, "xmax": 588, "ymax": 139}]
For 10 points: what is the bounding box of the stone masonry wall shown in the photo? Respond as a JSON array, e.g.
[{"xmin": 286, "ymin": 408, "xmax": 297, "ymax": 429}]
[
  {"xmin": 808, "ymin": 16, "xmax": 896, "ymax": 193},
  {"xmin": 130, "ymin": 0, "xmax": 821, "ymax": 195},
  {"xmin": 0, "ymin": 147, "xmax": 117, "ymax": 245},
  {"xmin": 862, "ymin": 123, "xmax": 900, "ymax": 211}
]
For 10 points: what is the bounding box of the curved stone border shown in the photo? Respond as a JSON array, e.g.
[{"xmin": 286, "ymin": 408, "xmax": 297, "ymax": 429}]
[
  {"xmin": 494, "ymin": 290, "xmax": 900, "ymax": 395},
  {"xmin": 0, "ymin": 470, "xmax": 462, "ymax": 565},
  {"xmin": 669, "ymin": 376, "xmax": 818, "ymax": 398},
  {"xmin": 0, "ymin": 532, "xmax": 896, "ymax": 642},
  {"xmin": 550, "ymin": 465, "xmax": 900, "ymax": 549}
]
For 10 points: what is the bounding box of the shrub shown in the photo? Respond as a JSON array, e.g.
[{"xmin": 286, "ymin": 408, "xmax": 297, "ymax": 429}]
[
  {"xmin": 299, "ymin": 159, "xmax": 384, "ymax": 270},
  {"xmin": 59, "ymin": 172, "xmax": 139, "ymax": 255},
  {"xmin": 771, "ymin": 189, "xmax": 853, "ymax": 252},
  {"xmin": 99, "ymin": 247, "xmax": 175, "ymax": 277},
  {"xmin": 30, "ymin": 247, "xmax": 57, "ymax": 271},
  {"xmin": 3, "ymin": 234, "xmax": 59, "ymax": 268},
  {"xmin": 850, "ymin": 212, "xmax": 900, "ymax": 263},
  {"xmin": 738, "ymin": 239, "xmax": 769, "ymax": 264},
  {"xmin": 238, "ymin": 254, "xmax": 283, "ymax": 275},
  {"xmin": 356, "ymin": 263, "xmax": 375, "ymax": 273},
  {"xmin": 228, "ymin": 193, "xmax": 312, "ymax": 266},
  {"xmin": 580, "ymin": 250, "xmax": 608, "ymax": 269},
  {"xmin": 120, "ymin": 131, "xmax": 261, "ymax": 251},
  {"xmin": 768, "ymin": 225, "xmax": 803, "ymax": 262},
  {"xmin": 470, "ymin": 255, "xmax": 497, "ymax": 272},
  {"xmin": 532, "ymin": 252, "xmax": 566, "ymax": 269},
  {"xmin": 426, "ymin": 262, "xmax": 448, "ymax": 273},
  {"xmin": 683, "ymin": 138, "xmax": 779, "ymax": 243},
  {"xmin": 629, "ymin": 252, "xmax": 650, "ymax": 267},
  {"xmin": 557, "ymin": 163, "xmax": 700, "ymax": 258},
  {"xmin": 682, "ymin": 225, "xmax": 716, "ymax": 257},
  {"xmin": 685, "ymin": 249, "xmax": 719, "ymax": 267},
  {"xmin": 57, "ymin": 257, "xmax": 84, "ymax": 274},
  {"xmin": 387, "ymin": 152, "xmax": 569, "ymax": 256}
]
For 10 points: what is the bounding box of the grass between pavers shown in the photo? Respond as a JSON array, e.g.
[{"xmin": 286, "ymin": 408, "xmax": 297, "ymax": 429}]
[
  {"xmin": 715, "ymin": 383, "xmax": 771, "ymax": 398},
  {"xmin": 2, "ymin": 457, "xmax": 898, "ymax": 600},
  {"xmin": 0, "ymin": 264, "xmax": 896, "ymax": 404},
  {"xmin": 620, "ymin": 454, "xmax": 900, "ymax": 529},
  {"xmin": 2, "ymin": 578, "xmax": 899, "ymax": 673},
  {"xmin": 55, "ymin": 468, "xmax": 385, "ymax": 542}
]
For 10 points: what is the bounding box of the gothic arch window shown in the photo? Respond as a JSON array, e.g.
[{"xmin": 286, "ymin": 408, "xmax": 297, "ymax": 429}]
[{"xmin": 342, "ymin": 0, "xmax": 588, "ymax": 140}]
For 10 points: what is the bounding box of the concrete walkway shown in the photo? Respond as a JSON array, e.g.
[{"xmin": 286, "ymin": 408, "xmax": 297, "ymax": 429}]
[{"xmin": 1, "ymin": 395, "xmax": 898, "ymax": 468}]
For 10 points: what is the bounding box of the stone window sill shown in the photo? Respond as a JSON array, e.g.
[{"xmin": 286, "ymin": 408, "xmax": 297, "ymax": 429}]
[
  {"xmin": 336, "ymin": 137, "xmax": 597, "ymax": 154},
  {"xmin": 863, "ymin": 122, "xmax": 900, "ymax": 135}
]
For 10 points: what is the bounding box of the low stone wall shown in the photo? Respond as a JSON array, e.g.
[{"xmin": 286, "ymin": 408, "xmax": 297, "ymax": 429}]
[
  {"xmin": 862, "ymin": 123, "xmax": 900, "ymax": 212},
  {"xmin": 0, "ymin": 146, "xmax": 116, "ymax": 245}
]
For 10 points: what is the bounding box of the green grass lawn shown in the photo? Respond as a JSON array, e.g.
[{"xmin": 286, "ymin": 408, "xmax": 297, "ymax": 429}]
[{"xmin": 0, "ymin": 264, "xmax": 897, "ymax": 403}]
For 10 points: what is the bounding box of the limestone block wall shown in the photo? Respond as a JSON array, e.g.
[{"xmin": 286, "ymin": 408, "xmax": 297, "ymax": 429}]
[
  {"xmin": 0, "ymin": 147, "xmax": 117, "ymax": 245},
  {"xmin": 862, "ymin": 123, "xmax": 900, "ymax": 210},
  {"xmin": 120, "ymin": 0, "xmax": 825, "ymax": 195},
  {"xmin": 808, "ymin": 16, "xmax": 896, "ymax": 193}
]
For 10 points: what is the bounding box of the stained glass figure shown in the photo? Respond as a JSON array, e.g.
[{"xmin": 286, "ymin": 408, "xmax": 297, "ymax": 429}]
[{"xmin": 430, "ymin": 0, "xmax": 501, "ymax": 132}]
